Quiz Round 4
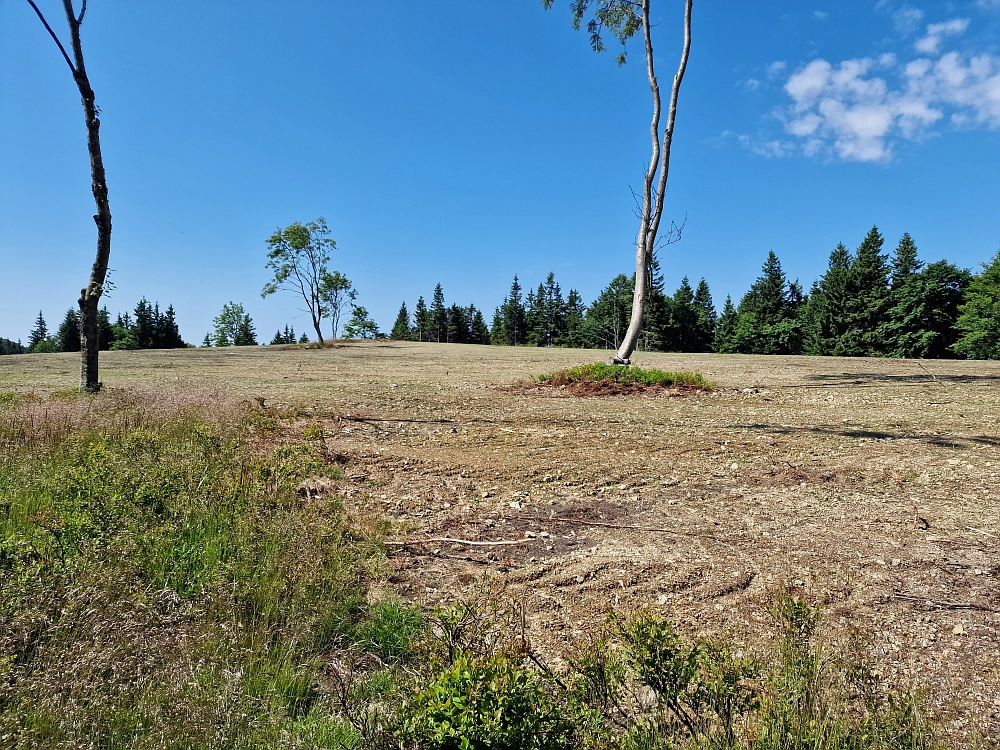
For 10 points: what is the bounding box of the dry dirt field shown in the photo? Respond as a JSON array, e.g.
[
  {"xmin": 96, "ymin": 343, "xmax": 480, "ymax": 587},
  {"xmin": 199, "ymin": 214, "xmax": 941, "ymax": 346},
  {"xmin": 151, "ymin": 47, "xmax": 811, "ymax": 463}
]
[{"xmin": 4, "ymin": 342, "xmax": 999, "ymax": 744}]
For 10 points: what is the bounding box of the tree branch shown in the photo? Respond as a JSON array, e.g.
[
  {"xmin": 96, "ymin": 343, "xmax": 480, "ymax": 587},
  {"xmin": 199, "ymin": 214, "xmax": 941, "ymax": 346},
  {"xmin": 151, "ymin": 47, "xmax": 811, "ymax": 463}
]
[
  {"xmin": 77, "ymin": 0, "xmax": 87, "ymax": 24},
  {"xmin": 25, "ymin": 0, "xmax": 77, "ymax": 76}
]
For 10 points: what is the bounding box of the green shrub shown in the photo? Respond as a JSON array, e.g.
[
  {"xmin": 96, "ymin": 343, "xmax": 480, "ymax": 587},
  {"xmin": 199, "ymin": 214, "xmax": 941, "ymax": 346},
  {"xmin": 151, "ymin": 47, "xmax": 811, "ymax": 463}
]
[{"xmin": 399, "ymin": 653, "xmax": 576, "ymax": 750}]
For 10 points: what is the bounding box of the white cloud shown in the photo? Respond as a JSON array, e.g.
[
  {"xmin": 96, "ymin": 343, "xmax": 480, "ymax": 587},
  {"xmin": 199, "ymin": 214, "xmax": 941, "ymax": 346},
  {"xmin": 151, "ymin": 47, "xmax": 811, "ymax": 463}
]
[
  {"xmin": 814, "ymin": 11, "xmax": 830, "ymax": 20},
  {"xmin": 914, "ymin": 18, "xmax": 969, "ymax": 54},
  {"xmin": 767, "ymin": 61, "xmax": 788, "ymax": 78},
  {"xmin": 737, "ymin": 134, "xmax": 795, "ymax": 158},
  {"xmin": 976, "ymin": 0, "xmax": 1000, "ymax": 9},
  {"xmin": 744, "ymin": 78, "xmax": 761, "ymax": 91},
  {"xmin": 892, "ymin": 7, "xmax": 924, "ymax": 35},
  {"xmin": 777, "ymin": 27, "xmax": 1000, "ymax": 162}
]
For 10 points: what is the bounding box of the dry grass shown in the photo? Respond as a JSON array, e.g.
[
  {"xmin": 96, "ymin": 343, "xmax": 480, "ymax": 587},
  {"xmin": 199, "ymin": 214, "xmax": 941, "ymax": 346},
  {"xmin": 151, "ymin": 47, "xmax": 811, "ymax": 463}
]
[{"xmin": 4, "ymin": 342, "xmax": 1000, "ymax": 746}]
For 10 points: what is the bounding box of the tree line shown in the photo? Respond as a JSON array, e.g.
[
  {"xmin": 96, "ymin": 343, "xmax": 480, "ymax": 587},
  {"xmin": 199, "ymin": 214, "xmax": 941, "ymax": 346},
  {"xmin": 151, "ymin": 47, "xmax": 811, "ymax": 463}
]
[
  {"xmin": 388, "ymin": 227, "xmax": 1000, "ymax": 359},
  {"xmin": 4, "ymin": 300, "xmax": 185, "ymax": 355}
]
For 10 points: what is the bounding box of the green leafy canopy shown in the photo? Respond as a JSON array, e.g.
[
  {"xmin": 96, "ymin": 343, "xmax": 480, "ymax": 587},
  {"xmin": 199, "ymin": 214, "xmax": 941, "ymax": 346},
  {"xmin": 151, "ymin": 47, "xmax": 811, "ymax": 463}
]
[{"xmin": 543, "ymin": 0, "xmax": 642, "ymax": 65}]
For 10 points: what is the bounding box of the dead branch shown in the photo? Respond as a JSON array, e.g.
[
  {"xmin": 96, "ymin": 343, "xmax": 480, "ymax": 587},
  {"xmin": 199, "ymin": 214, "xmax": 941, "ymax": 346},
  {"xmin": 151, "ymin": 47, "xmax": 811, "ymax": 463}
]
[
  {"xmin": 386, "ymin": 537, "xmax": 530, "ymax": 547},
  {"xmin": 510, "ymin": 513, "xmax": 713, "ymax": 539},
  {"xmin": 891, "ymin": 592, "xmax": 998, "ymax": 613}
]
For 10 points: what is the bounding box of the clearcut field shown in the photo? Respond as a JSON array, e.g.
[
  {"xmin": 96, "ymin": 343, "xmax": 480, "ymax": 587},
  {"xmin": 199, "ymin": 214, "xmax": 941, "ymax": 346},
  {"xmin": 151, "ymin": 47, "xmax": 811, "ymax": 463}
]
[{"xmin": 4, "ymin": 341, "xmax": 999, "ymax": 743}]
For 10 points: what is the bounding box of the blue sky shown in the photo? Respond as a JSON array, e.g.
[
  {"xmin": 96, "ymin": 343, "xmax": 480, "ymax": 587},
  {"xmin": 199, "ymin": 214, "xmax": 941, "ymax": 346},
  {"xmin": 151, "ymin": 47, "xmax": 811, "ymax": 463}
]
[{"xmin": 2, "ymin": 0, "xmax": 999, "ymax": 343}]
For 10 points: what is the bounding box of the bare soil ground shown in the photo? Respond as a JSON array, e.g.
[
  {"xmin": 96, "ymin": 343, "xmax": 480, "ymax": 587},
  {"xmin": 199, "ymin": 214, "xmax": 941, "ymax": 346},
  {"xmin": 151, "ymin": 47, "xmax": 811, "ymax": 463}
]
[{"xmin": 5, "ymin": 342, "xmax": 1000, "ymax": 745}]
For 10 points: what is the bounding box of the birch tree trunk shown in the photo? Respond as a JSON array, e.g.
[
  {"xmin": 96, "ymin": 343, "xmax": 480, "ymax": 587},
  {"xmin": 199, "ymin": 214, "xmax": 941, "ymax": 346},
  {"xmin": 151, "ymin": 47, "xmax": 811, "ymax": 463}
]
[{"xmin": 609, "ymin": 0, "xmax": 691, "ymax": 365}]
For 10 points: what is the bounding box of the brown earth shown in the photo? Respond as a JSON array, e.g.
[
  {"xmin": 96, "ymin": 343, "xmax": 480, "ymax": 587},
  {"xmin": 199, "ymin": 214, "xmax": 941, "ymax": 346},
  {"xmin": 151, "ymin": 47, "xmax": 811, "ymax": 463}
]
[{"xmin": 4, "ymin": 342, "xmax": 1000, "ymax": 745}]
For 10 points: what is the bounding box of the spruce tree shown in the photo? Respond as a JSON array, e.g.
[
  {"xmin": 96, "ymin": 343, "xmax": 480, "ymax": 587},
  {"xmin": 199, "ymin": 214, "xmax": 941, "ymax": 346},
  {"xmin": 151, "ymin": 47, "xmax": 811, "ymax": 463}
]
[
  {"xmin": 469, "ymin": 307, "xmax": 491, "ymax": 344},
  {"xmin": 28, "ymin": 311, "xmax": 48, "ymax": 351},
  {"xmin": 430, "ymin": 284, "xmax": 448, "ymax": 343},
  {"xmin": 133, "ymin": 299, "xmax": 155, "ymax": 349},
  {"xmin": 563, "ymin": 289, "xmax": 589, "ymax": 349},
  {"xmin": 641, "ymin": 256, "xmax": 671, "ymax": 351},
  {"xmin": 671, "ymin": 277, "xmax": 698, "ymax": 351},
  {"xmin": 500, "ymin": 276, "xmax": 526, "ymax": 346},
  {"xmin": 202, "ymin": 333, "xmax": 213, "ymax": 347},
  {"xmin": 414, "ymin": 297, "xmax": 430, "ymax": 342},
  {"xmin": 838, "ymin": 226, "xmax": 890, "ymax": 356},
  {"xmin": 882, "ymin": 261, "xmax": 971, "ymax": 358},
  {"xmin": 390, "ymin": 302, "xmax": 411, "ymax": 340},
  {"xmin": 57, "ymin": 309, "xmax": 81, "ymax": 352},
  {"xmin": 490, "ymin": 307, "xmax": 507, "ymax": 345},
  {"xmin": 890, "ymin": 233, "xmax": 923, "ymax": 289},
  {"xmin": 731, "ymin": 252, "xmax": 804, "ymax": 354},
  {"xmin": 97, "ymin": 307, "xmax": 114, "ymax": 351},
  {"xmin": 587, "ymin": 275, "xmax": 633, "ymax": 350},
  {"xmin": 447, "ymin": 304, "xmax": 469, "ymax": 343},
  {"xmin": 953, "ymin": 251, "xmax": 1000, "ymax": 359},
  {"xmin": 160, "ymin": 305, "xmax": 184, "ymax": 348},
  {"xmin": 692, "ymin": 278, "xmax": 716, "ymax": 351},
  {"xmin": 713, "ymin": 296, "xmax": 738, "ymax": 353},
  {"xmin": 802, "ymin": 243, "xmax": 852, "ymax": 355}
]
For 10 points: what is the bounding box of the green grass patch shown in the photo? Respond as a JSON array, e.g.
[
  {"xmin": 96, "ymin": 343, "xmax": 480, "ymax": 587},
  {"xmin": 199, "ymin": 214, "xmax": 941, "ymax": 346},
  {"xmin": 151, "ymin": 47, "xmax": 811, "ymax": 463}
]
[{"xmin": 538, "ymin": 363, "xmax": 710, "ymax": 388}]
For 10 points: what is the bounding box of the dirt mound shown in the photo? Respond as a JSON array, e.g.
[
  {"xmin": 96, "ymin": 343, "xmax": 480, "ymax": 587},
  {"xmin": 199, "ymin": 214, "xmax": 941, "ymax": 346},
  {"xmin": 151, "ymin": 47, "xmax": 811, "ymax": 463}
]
[{"xmin": 526, "ymin": 376, "xmax": 700, "ymax": 397}]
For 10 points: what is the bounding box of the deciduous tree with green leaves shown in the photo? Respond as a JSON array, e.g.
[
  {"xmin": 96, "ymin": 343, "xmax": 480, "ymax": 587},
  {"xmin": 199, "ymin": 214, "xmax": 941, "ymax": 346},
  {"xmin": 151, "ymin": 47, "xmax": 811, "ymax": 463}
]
[
  {"xmin": 545, "ymin": 0, "xmax": 692, "ymax": 364},
  {"xmin": 262, "ymin": 218, "xmax": 338, "ymax": 344},
  {"xmin": 213, "ymin": 302, "xmax": 257, "ymax": 347}
]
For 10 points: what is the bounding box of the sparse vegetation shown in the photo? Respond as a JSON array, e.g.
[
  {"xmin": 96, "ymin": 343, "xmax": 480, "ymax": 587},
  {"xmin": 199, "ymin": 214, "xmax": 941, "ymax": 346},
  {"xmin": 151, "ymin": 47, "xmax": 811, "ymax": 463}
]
[{"xmin": 538, "ymin": 363, "xmax": 709, "ymax": 388}]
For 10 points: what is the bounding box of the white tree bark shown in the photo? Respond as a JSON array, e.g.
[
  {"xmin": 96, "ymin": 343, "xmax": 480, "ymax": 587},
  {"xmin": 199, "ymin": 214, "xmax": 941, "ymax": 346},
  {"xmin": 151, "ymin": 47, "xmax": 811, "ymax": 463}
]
[{"xmin": 610, "ymin": 0, "xmax": 692, "ymax": 365}]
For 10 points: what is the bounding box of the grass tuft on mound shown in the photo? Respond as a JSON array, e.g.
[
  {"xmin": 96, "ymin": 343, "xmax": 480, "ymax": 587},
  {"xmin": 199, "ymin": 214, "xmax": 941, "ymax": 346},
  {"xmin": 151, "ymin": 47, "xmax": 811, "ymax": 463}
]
[{"xmin": 538, "ymin": 362, "xmax": 709, "ymax": 388}]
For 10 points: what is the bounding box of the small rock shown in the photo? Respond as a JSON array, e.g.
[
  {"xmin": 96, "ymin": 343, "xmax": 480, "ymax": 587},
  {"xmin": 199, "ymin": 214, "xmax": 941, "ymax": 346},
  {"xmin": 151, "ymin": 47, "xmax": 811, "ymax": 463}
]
[
  {"xmin": 525, "ymin": 531, "xmax": 537, "ymax": 538},
  {"xmin": 730, "ymin": 463, "xmax": 739, "ymax": 471},
  {"xmin": 575, "ymin": 575, "xmax": 585, "ymax": 584},
  {"xmin": 953, "ymin": 624, "xmax": 966, "ymax": 635},
  {"xmin": 510, "ymin": 501, "xmax": 522, "ymax": 509},
  {"xmin": 539, "ymin": 531, "xmax": 550, "ymax": 538}
]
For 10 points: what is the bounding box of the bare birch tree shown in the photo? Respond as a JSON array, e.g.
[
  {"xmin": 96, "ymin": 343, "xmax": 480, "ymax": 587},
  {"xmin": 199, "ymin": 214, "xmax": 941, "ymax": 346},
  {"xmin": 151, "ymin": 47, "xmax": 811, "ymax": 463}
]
[
  {"xmin": 545, "ymin": 0, "xmax": 692, "ymax": 364},
  {"xmin": 27, "ymin": 0, "xmax": 112, "ymax": 391}
]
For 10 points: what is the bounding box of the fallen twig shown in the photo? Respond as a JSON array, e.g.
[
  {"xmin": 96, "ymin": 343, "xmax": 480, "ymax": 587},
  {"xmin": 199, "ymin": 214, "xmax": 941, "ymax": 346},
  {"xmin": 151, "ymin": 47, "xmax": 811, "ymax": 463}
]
[
  {"xmin": 891, "ymin": 592, "xmax": 998, "ymax": 613},
  {"xmin": 509, "ymin": 513, "xmax": 713, "ymax": 539},
  {"xmin": 386, "ymin": 537, "xmax": 530, "ymax": 547}
]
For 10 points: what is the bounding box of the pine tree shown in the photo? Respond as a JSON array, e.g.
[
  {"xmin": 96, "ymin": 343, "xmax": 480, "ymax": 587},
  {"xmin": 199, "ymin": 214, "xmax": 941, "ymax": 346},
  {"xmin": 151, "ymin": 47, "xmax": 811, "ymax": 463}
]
[
  {"xmin": 56, "ymin": 308, "xmax": 81, "ymax": 352},
  {"xmin": 202, "ymin": 333, "xmax": 213, "ymax": 347},
  {"xmin": 430, "ymin": 284, "xmax": 448, "ymax": 343},
  {"xmin": 953, "ymin": 251, "xmax": 1000, "ymax": 359},
  {"xmin": 414, "ymin": 297, "xmax": 430, "ymax": 342},
  {"xmin": 390, "ymin": 302, "xmax": 411, "ymax": 340},
  {"xmin": 298, "ymin": 332, "xmax": 309, "ymax": 343},
  {"xmin": 882, "ymin": 261, "xmax": 971, "ymax": 358},
  {"xmin": 28, "ymin": 311, "xmax": 48, "ymax": 351},
  {"xmin": 713, "ymin": 296, "xmax": 738, "ymax": 352},
  {"xmin": 838, "ymin": 226, "xmax": 890, "ymax": 356}
]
